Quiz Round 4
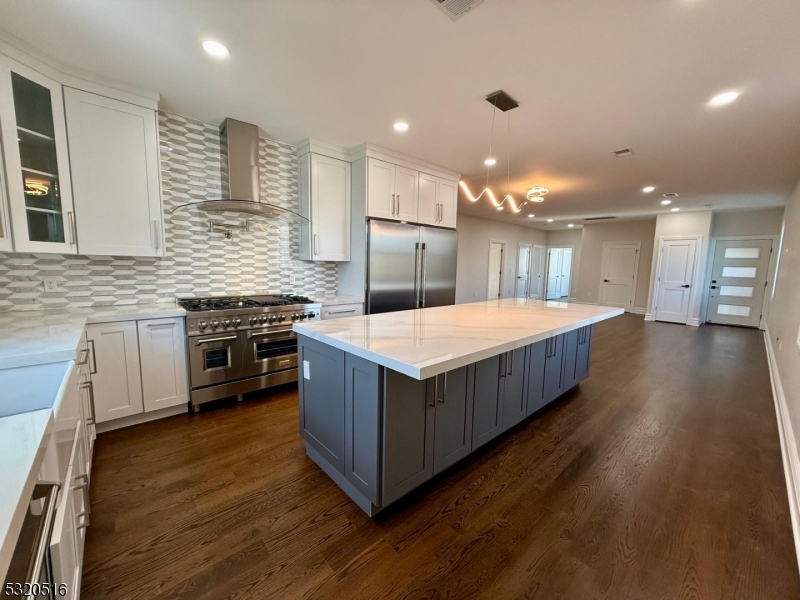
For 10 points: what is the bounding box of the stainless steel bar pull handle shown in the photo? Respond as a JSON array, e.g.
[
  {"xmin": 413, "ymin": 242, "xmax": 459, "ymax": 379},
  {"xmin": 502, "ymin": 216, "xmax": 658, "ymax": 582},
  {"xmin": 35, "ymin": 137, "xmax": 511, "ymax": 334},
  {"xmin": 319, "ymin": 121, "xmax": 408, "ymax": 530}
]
[
  {"xmin": 507, "ymin": 351, "xmax": 513, "ymax": 376},
  {"xmin": 79, "ymin": 381, "xmax": 96, "ymax": 425},
  {"xmin": 195, "ymin": 335, "xmax": 237, "ymax": 344},
  {"xmin": 74, "ymin": 473, "xmax": 91, "ymax": 530},
  {"xmin": 88, "ymin": 339, "xmax": 97, "ymax": 374},
  {"xmin": 420, "ymin": 243, "xmax": 428, "ymax": 307},
  {"xmin": 499, "ymin": 353, "xmax": 507, "ymax": 377},
  {"xmin": 395, "ymin": 194, "xmax": 400, "ymax": 216},
  {"xmin": 414, "ymin": 242, "xmax": 421, "ymax": 307},
  {"xmin": 152, "ymin": 220, "xmax": 160, "ymax": 250},
  {"xmin": 313, "ymin": 233, "xmax": 319, "ymax": 255},
  {"xmin": 327, "ymin": 308, "xmax": 356, "ymax": 315}
]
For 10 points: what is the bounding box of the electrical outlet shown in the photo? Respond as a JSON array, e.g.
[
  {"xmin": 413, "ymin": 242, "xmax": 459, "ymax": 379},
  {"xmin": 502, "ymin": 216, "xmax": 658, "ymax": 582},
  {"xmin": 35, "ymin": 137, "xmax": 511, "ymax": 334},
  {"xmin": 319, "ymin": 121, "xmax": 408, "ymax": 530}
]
[{"xmin": 43, "ymin": 277, "xmax": 60, "ymax": 292}]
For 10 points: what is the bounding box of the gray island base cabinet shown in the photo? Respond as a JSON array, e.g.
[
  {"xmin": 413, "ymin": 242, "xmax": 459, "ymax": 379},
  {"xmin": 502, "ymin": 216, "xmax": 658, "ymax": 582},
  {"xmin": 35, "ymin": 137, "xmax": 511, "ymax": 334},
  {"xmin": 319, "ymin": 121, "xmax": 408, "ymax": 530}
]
[{"xmin": 297, "ymin": 326, "xmax": 593, "ymax": 516}]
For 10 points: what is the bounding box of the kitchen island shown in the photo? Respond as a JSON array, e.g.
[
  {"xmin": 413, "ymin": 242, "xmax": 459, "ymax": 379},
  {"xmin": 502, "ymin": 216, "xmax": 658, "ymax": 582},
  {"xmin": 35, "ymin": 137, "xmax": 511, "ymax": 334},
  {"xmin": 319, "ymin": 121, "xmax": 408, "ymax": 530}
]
[{"xmin": 292, "ymin": 298, "xmax": 623, "ymax": 515}]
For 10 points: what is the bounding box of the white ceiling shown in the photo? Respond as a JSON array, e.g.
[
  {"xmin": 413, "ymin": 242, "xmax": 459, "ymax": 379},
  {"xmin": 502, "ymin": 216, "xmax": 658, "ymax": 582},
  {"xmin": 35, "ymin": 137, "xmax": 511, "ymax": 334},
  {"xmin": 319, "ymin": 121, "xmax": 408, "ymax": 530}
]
[{"xmin": 2, "ymin": 0, "xmax": 799, "ymax": 230}]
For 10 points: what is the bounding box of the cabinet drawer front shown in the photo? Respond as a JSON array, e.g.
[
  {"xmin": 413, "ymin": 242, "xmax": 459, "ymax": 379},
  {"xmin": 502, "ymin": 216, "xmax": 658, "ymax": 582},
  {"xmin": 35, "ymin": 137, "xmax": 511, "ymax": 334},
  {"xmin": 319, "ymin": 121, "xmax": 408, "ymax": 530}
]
[{"xmin": 322, "ymin": 303, "xmax": 364, "ymax": 320}]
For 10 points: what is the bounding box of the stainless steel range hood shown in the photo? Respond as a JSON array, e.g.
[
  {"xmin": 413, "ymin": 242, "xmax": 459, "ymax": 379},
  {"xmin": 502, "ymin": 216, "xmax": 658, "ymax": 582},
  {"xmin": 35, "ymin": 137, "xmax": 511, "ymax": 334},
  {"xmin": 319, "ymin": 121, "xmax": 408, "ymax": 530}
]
[{"xmin": 170, "ymin": 117, "xmax": 306, "ymax": 222}]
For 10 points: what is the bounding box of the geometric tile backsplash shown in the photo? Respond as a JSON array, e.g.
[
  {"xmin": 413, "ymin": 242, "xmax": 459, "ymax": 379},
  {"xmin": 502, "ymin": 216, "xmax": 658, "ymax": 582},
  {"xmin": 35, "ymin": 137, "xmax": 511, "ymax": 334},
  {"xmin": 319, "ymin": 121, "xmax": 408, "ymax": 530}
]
[{"xmin": 0, "ymin": 112, "xmax": 338, "ymax": 311}]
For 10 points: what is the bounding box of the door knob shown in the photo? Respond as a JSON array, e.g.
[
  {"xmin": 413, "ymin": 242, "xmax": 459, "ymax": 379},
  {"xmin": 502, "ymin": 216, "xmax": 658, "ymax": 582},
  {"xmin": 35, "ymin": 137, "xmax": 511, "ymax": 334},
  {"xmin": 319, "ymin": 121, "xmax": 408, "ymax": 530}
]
[
  {"xmin": 681, "ymin": 284, "xmax": 691, "ymax": 288},
  {"xmin": 603, "ymin": 279, "xmax": 610, "ymax": 282}
]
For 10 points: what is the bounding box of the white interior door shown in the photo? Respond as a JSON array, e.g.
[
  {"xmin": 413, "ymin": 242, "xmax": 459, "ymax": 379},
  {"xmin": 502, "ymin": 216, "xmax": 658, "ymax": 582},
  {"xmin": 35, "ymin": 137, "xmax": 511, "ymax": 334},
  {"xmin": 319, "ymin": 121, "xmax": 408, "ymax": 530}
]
[
  {"xmin": 705, "ymin": 239, "xmax": 772, "ymax": 328},
  {"xmin": 655, "ymin": 238, "xmax": 698, "ymax": 324},
  {"xmin": 530, "ymin": 245, "xmax": 545, "ymax": 299},
  {"xmin": 559, "ymin": 248, "xmax": 573, "ymax": 298},
  {"xmin": 600, "ymin": 242, "xmax": 640, "ymax": 312},
  {"xmin": 487, "ymin": 241, "xmax": 504, "ymax": 300},
  {"xmin": 516, "ymin": 244, "xmax": 531, "ymax": 298},
  {"xmin": 546, "ymin": 248, "xmax": 562, "ymax": 300}
]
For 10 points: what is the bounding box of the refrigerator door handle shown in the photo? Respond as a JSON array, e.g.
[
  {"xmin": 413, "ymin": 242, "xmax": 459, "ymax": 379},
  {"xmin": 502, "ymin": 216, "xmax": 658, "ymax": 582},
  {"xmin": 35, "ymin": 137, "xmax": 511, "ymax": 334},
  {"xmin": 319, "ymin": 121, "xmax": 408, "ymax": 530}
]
[
  {"xmin": 414, "ymin": 242, "xmax": 421, "ymax": 307},
  {"xmin": 420, "ymin": 243, "xmax": 428, "ymax": 308}
]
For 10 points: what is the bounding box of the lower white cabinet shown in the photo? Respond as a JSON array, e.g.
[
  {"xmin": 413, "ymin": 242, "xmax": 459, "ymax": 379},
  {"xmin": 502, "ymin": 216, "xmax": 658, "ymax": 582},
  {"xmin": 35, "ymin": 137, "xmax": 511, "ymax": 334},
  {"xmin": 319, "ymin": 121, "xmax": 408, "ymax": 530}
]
[
  {"xmin": 321, "ymin": 303, "xmax": 364, "ymax": 320},
  {"xmin": 137, "ymin": 318, "xmax": 188, "ymax": 412},
  {"xmin": 87, "ymin": 316, "xmax": 189, "ymax": 425},
  {"xmin": 86, "ymin": 321, "xmax": 144, "ymax": 423}
]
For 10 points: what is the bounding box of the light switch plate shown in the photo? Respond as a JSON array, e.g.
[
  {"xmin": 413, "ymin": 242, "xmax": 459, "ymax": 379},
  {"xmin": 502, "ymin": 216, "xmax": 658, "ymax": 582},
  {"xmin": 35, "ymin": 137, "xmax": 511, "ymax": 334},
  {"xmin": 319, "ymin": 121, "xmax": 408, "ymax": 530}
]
[
  {"xmin": 796, "ymin": 325, "xmax": 800, "ymax": 352},
  {"xmin": 303, "ymin": 360, "xmax": 310, "ymax": 380}
]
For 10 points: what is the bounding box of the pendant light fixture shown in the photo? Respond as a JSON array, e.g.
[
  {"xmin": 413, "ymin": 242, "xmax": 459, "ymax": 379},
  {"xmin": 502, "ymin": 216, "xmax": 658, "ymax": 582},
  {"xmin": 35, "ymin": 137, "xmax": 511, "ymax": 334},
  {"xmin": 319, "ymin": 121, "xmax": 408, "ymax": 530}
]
[{"xmin": 460, "ymin": 90, "xmax": 527, "ymax": 213}]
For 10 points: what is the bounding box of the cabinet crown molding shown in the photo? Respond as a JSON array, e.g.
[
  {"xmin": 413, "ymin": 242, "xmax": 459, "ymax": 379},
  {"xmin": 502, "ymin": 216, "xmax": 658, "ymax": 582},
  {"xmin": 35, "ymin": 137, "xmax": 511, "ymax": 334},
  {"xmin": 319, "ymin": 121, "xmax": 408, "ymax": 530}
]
[
  {"xmin": 350, "ymin": 143, "xmax": 461, "ymax": 182},
  {"xmin": 296, "ymin": 139, "xmax": 351, "ymax": 162}
]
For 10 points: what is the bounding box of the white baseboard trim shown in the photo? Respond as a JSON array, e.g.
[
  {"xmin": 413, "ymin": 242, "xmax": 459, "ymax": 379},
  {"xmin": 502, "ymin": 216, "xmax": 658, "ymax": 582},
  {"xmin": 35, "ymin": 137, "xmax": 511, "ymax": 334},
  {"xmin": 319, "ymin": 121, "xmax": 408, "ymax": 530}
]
[
  {"xmin": 688, "ymin": 317, "xmax": 701, "ymax": 327},
  {"xmin": 644, "ymin": 312, "xmax": 654, "ymax": 321},
  {"xmin": 632, "ymin": 307, "xmax": 646, "ymax": 315},
  {"xmin": 96, "ymin": 403, "xmax": 189, "ymax": 434},
  {"xmin": 764, "ymin": 326, "xmax": 800, "ymax": 575},
  {"xmin": 571, "ymin": 300, "xmax": 598, "ymax": 306}
]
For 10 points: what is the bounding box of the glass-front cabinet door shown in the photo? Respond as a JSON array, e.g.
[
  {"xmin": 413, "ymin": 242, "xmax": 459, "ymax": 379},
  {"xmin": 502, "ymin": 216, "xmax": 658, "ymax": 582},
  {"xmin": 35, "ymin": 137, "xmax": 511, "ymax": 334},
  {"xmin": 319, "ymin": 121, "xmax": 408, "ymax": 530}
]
[{"xmin": 0, "ymin": 54, "xmax": 76, "ymax": 253}]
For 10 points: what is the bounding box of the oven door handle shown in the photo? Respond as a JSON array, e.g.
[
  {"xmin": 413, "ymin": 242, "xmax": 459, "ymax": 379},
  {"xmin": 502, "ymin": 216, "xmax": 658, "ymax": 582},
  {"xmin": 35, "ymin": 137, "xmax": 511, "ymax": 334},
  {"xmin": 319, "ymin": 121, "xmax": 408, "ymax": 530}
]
[
  {"xmin": 247, "ymin": 330, "xmax": 296, "ymax": 340},
  {"xmin": 195, "ymin": 335, "xmax": 238, "ymax": 345}
]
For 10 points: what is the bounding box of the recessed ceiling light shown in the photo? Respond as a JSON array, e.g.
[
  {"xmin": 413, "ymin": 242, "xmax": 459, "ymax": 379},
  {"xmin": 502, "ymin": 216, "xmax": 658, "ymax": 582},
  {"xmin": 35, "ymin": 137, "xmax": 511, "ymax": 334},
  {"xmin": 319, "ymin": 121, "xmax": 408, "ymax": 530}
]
[
  {"xmin": 527, "ymin": 214, "xmax": 534, "ymax": 218},
  {"xmin": 671, "ymin": 207, "xmax": 680, "ymax": 212},
  {"xmin": 484, "ymin": 158, "xmax": 497, "ymax": 166},
  {"xmin": 567, "ymin": 223, "xmax": 574, "ymax": 228},
  {"xmin": 660, "ymin": 199, "xmax": 672, "ymax": 205},
  {"xmin": 202, "ymin": 40, "xmax": 230, "ymax": 58},
  {"xmin": 547, "ymin": 218, "xmax": 554, "ymax": 223},
  {"xmin": 496, "ymin": 206, "xmax": 504, "ymax": 211},
  {"xmin": 393, "ymin": 122, "xmax": 409, "ymax": 132},
  {"xmin": 642, "ymin": 186, "xmax": 655, "ymax": 193},
  {"xmin": 708, "ymin": 91, "xmax": 740, "ymax": 106}
]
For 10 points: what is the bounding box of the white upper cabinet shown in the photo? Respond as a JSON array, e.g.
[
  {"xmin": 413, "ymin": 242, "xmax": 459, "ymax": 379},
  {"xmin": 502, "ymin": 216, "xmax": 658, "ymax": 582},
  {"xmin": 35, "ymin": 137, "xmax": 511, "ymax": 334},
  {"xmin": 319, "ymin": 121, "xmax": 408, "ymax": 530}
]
[
  {"xmin": 393, "ymin": 166, "xmax": 419, "ymax": 222},
  {"xmin": 299, "ymin": 150, "xmax": 351, "ymax": 262},
  {"xmin": 417, "ymin": 172, "xmax": 439, "ymax": 226},
  {"xmin": 366, "ymin": 158, "xmax": 396, "ymax": 220},
  {"xmin": 0, "ymin": 54, "xmax": 77, "ymax": 254},
  {"xmin": 437, "ymin": 177, "xmax": 458, "ymax": 228},
  {"xmin": 64, "ymin": 88, "xmax": 163, "ymax": 257},
  {"xmin": 0, "ymin": 149, "xmax": 11, "ymax": 251}
]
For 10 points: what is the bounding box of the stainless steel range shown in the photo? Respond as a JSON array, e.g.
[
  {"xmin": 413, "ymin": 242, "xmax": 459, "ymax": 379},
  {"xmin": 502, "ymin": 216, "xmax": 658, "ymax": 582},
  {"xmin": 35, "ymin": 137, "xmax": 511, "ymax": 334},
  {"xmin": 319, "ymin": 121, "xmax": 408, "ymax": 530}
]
[{"xmin": 178, "ymin": 294, "xmax": 321, "ymax": 411}]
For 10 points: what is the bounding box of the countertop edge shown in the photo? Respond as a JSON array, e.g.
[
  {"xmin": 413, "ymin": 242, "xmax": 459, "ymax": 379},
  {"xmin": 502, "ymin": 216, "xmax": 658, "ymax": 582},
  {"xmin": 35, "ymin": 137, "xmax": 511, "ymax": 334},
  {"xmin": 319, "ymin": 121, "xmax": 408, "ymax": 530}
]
[{"xmin": 295, "ymin": 308, "xmax": 624, "ymax": 380}]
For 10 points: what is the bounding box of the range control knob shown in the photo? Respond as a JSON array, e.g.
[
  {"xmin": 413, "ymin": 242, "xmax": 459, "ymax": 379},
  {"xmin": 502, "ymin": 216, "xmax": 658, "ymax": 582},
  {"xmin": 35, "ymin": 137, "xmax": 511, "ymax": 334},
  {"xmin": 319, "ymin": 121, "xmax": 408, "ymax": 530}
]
[
  {"xmin": 306, "ymin": 312, "xmax": 316, "ymax": 319},
  {"xmin": 222, "ymin": 318, "xmax": 231, "ymax": 327},
  {"xmin": 268, "ymin": 315, "xmax": 277, "ymax": 323},
  {"xmin": 249, "ymin": 316, "xmax": 257, "ymax": 326},
  {"xmin": 291, "ymin": 314, "xmax": 298, "ymax": 321},
  {"xmin": 232, "ymin": 317, "xmax": 241, "ymax": 326},
  {"xmin": 198, "ymin": 320, "xmax": 208, "ymax": 331},
  {"xmin": 258, "ymin": 315, "xmax": 267, "ymax": 324},
  {"xmin": 278, "ymin": 314, "xmax": 286, "ymax": 322},
  {"xmin": 210, "ymin": 319, "xmax": 219, "ymax": 329}
]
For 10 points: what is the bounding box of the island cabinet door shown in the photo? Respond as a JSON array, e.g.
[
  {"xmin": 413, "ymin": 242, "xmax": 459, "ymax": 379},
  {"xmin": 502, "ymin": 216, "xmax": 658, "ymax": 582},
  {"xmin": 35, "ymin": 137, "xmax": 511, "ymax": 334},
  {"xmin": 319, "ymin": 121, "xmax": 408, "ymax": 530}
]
[
  {"xmin": 382, "ymin": 370, "xmax": 435, "ymax": 506},
  {"xmin": 298, "ymin": 337, "xmax": 346, "ymax": 473},
  {"xmin": 344, "ymin": 354, "xmax": 381, "ymax": 505},
  {"xmin": 542, "ymin": 334, "xmax": 566, "ymax": 404},
  {"xmin": 501, "ymin": 347, "xmax": 528, "ymax": 432},
  {"xmin": 561, "ymin": 329, "xmax": 581, "ymax": 392},
  {"xmin": 526, "ymin": 340, "xmax": 547, "ymax": 416},
  {"xmin": 472, "ymin": 355, "xmax": 504, "ymax": 450},
  {"xmin": 433, "ymin": 365, "xmax": 475, "ymax": 475},
  {"xmin": 575, "ymin": 325, "xmax": 593, "ymax": 382}
]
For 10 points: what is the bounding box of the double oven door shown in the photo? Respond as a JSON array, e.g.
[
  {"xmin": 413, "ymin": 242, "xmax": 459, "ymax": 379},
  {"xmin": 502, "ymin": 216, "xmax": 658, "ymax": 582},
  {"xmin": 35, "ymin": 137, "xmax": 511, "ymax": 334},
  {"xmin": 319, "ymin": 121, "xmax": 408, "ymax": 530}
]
[{"xmin": 189, "ymin": 326, "xmax": 298, "ymax": 389}]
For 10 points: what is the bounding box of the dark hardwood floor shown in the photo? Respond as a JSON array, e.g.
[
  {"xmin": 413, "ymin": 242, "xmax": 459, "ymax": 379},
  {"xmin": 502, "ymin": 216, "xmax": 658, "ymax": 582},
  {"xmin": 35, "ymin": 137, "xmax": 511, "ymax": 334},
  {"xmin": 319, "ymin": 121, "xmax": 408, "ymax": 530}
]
[{"xmin": 82, "ymin": 315, "xmax": 800, "ymax": 599}]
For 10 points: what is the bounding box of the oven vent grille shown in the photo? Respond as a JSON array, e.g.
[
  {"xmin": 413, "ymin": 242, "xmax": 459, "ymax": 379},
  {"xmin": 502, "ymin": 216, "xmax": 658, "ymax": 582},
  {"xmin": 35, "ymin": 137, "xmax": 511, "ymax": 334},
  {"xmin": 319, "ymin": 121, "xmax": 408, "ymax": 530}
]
[{"xmin": 430, "ymin": 0, "xmax": 484, "ymax": 21}]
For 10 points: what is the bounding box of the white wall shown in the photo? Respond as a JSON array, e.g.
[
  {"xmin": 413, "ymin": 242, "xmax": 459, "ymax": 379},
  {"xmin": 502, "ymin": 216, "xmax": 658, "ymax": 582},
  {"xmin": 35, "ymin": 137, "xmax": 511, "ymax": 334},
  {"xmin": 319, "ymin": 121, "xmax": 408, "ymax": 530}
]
[
  {"xmin": 455, "ymin": 214, "xmax": 547, "ymax": 304},
  {"xmin": 711, "ymin": 207, "xmax": 785, "ymax": 238},
  {"xmin": 545, "ymin": 229, "xmax": 583, "ymax": 299},
  {"xmin": 645, "ymin": 210, "xmax": 713, "ymax": 325},
  {"xmin": 576, "ymin": 219, "xmax": 656, "ymax": 311},
  {"xmin": 767, "ymin": 176, "xmax": 800, "ymax": 562}
]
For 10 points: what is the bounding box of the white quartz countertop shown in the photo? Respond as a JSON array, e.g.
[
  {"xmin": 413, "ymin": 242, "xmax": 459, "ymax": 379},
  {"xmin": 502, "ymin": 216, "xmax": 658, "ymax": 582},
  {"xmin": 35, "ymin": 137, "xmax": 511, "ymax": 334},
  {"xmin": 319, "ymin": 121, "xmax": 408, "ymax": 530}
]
[
  {"xmin": 0, "ymin": 304, "xmax": 185, "ymax": 370},
  {"xmin": 0, "ymin": 409, "xmax": 53, "ymax": 580},
  {"xmin": 294, "ymin": 299, "xmax": 624, "ymax": 380}
]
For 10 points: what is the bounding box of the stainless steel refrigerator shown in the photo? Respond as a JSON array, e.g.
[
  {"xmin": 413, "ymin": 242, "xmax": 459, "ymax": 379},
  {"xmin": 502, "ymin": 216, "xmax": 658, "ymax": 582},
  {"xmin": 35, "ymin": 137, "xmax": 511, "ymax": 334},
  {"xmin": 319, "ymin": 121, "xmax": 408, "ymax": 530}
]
[{"xmin": 366, "ymin": 220, "xmax": 458, "ymax": 314}]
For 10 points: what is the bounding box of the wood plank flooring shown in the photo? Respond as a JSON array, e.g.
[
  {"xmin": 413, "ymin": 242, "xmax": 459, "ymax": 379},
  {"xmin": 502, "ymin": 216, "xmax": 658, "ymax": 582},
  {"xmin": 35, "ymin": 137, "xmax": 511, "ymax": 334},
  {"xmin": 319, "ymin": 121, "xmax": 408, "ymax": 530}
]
[{"xmin": 82, "ymin": 315, "xmax": 800, "ymax": 599}]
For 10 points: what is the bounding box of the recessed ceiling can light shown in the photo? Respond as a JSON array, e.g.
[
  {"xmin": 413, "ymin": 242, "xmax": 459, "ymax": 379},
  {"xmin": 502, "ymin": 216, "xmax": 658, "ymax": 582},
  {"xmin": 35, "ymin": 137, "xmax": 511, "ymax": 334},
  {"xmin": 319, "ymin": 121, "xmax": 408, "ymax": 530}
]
[
  {"xmin": 660, "ymin": 199, "xmax": 672, "ymax": 205},
  {"xmin": 671, "ymin": 207, "xmax": 680, "ymax": 212},
  {"xmin": 202, "ymin": 40, "xmax": 230, "ymax": 57},
  {"xmin": 547, "ymin": 218, "xmax": 554, "ymax": 223},
  {"xmin": 527, "ymin": 214, "xmax": 535, "ymax": 218},
  {"xmin": 567, "ymin": 223, "xmax": 574, "ymax": 228},
  {"xmin": 642, "ymin": 186, "xmax": 655, "ymax": 193},
  {"xmin": 496, "ymin": 206, "xmax": 504, "ymax": 211},
  {"xmin": 484, "ymin": 158, "xmax": 497, "ymax": 166},
  {"xmin": 393, "ymin": 122, "xmax": 409, "ymax": 132},
  {"xmin": 709, "ymin": 91, "xmax": 740, "ymax": 106}
]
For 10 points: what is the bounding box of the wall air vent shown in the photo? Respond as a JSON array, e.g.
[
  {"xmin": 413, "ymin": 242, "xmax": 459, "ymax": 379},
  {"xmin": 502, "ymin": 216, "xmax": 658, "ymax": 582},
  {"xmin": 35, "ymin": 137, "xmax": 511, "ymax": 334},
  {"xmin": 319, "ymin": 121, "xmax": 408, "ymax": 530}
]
[
  {"xmin": 612, "ymin": 148, "xmax": 634, "ymax": 157},
  {"xmin": 584, "ymin": 216, "xmax": 617, "ymax": 221},
  {"xmin": 430, "ymin": 0, "xmax": 485, "ymax": 22},
  {"xmin": 663, "ymin": 192, "xmax": 679, "ymax": 198}
]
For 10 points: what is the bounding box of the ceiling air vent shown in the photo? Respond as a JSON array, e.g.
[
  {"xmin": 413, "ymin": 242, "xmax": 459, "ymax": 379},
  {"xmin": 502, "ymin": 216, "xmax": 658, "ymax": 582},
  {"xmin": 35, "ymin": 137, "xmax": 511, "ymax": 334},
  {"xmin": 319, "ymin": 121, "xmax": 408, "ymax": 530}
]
[
  {"xmin": 612, "ymin": 148, "xmax": 634, "ymax": 158},
  {"xmin": 663, "ymin": 192, "xmax": 679, "ymax": 198},
  {"xmin": 584, "ymin": 216, "xmax": 617, "ymax": 221},
  {"xmin": 429, "ymin": 0, "xmax": 484, "ymax": 21}
]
